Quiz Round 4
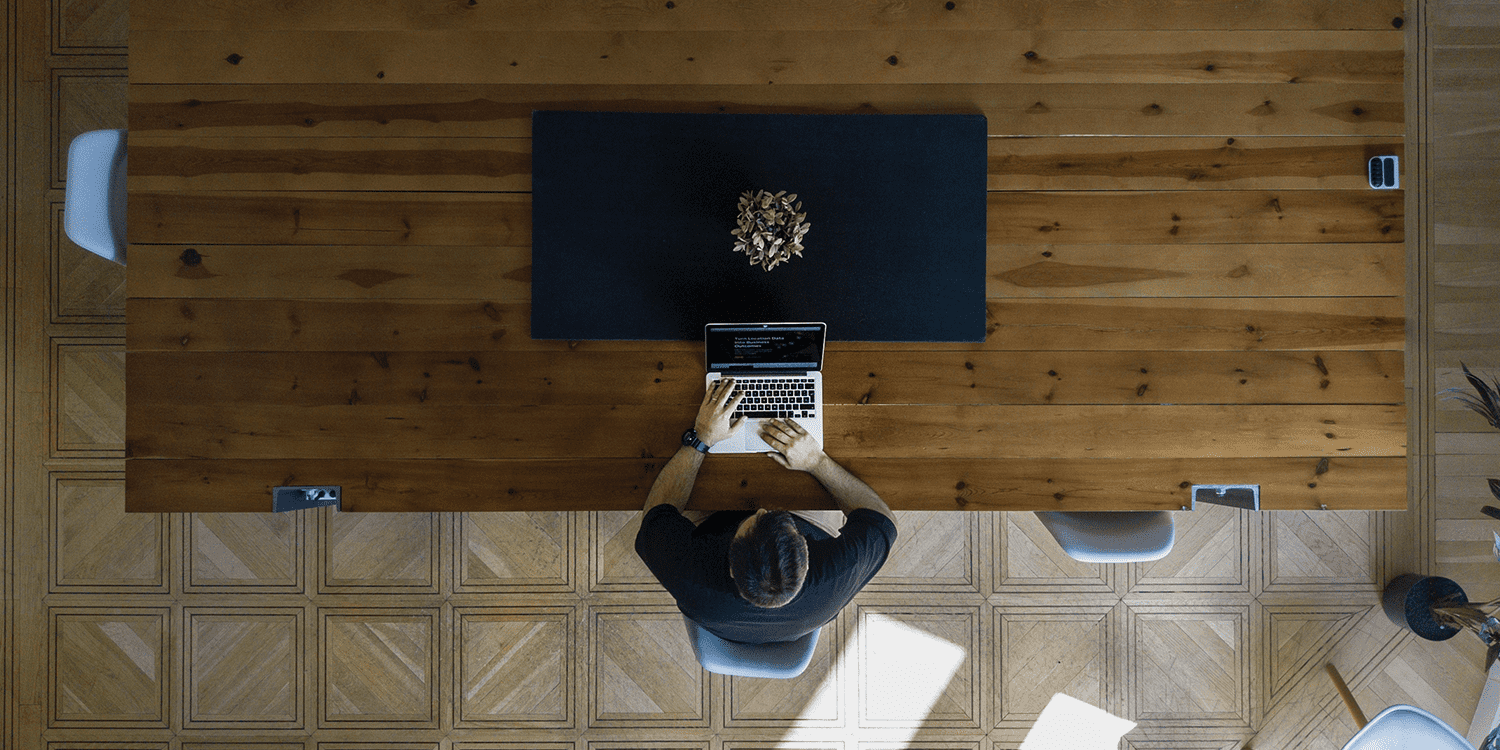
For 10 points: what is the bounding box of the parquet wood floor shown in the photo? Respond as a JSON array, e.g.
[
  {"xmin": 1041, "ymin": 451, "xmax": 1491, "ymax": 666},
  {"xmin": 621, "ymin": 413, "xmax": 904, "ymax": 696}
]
[{"xmin": 5, "ymin": 1, "xmax": 1498, "ymax": 749}]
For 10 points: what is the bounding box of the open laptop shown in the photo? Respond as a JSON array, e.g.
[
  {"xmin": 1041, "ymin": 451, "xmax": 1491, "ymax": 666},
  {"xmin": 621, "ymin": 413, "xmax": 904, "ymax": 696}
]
[{"xmin": 704, "ymin": 323, "xmax": 826, "ymax": 454}]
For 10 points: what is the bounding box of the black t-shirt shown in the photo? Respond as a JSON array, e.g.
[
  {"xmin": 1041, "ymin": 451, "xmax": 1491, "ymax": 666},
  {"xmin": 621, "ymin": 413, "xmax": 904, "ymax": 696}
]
[{"xmin": 634, "ymin": 505, "xmax": 898, "ymax": 644}]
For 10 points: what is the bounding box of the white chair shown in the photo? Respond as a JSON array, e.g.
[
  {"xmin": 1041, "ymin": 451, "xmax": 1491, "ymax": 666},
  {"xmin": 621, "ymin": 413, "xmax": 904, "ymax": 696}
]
[
  {"xmin": 1325, "ymin": 663, "xmax": 1473, "ymax": 750},
  {"xmin": 682, "ymin": 616, "xmax": 819, "ymax": 679},
  {"xmin": 63, "ymin": 128, "xmax": 128, "ymax": 264},
  {"xmin": 1340, "ymin": 705, "xmax": 1472, "ymax": 750},
  {"xmin": 1034, "ymin": 511, "xmax": 1175, "ymax": 564}
]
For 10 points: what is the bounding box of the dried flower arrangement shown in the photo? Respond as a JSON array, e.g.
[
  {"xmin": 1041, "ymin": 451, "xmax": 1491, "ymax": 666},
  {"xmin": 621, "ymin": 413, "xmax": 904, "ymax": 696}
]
[
  {"xmin": 1427, "ymin": 363, "xmax": 1500, "ymax": 666},
  {"xmin": 1441, "ymin": 363, "xmax": 1500, "ymax": 511},
  {"xmin": 1432, "ymin": 594, "xmax": 1500, "ymax": 666},
  {"xmin": 731, "ymin": 190, "xmax": 810, "ymax": 272}
]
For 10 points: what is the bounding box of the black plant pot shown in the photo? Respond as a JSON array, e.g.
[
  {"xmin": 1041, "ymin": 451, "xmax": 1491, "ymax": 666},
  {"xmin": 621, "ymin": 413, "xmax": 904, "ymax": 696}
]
[{"xmin": 1382, "ymin": 574, "xmax": 1466, "ymax": 641}]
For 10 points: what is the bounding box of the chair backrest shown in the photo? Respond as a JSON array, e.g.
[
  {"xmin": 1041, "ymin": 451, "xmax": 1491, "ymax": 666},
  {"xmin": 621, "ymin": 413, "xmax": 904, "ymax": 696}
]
[
  {"xmin": 1341, "ymin": 704, "xmax": 1471, "ymax": 750},
  {"xmin": 1034, "ymin": 511, "xmax": 1176, "ymax": 564},
  {"xmin": 682, "ymin": 616, "xmax": 818, "ymax": 679},
  {"xmin": 63, "ymin": 128, "xmax": 128, "ymax": 264}
]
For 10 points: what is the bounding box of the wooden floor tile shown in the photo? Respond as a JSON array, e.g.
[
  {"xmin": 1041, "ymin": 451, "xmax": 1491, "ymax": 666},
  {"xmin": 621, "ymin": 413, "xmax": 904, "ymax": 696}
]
[
  {"xmin": 590, "ymin": 606, "xmax": 708, "ymax": 727},
  {"xmin": 725, "ymin": 615, "xmax": 843, "ymax": 727},
  {"xmin": 455, "ymin": 606, "xmax": 574, "ymax": 728},
  {"xmin": 54, "ymin": 0, "xmax": 127, "ymax": 50},
  {"xmin": 1124, "ymin": 740, "xmax": 1244, "ymax": 750},
  {"xmin": 180, "ymin": 742, "xmax": 303, "ymax": 750},
  {"xmin": 587, "ymin": 741, "xmax": 706, "ymax": 750},
  {"xmin": 868, "ymin": 511, "xmax": 980, "ymax": 593},
  {"xmin": 856, "ymin": 742, "xmax": 979, "ymax": 750},
  {"xmin": 857, "ymin": 606, "xmax": 982, "ymax": 729},
  {"xmin": 51, "ymin": 473, "xmax": 165, "ymax": 591},
  {"xmin": 54, "ymin": 72, "xmax": 126, "ymax": 182},
  {"xmin": 184, "ymin": 607, "xmax": 303, "ymax": 728},
  {"xmin": 1263, "ymin": 511, "xmax": 1380, "ymax": 591},
  {"xmin": 1263, "ymin": 603, "xmax": 1371, "ymax": 717},
  {"xmin": 322, "ymin": 509, "xmax": 439, "ymax": 592},
  {"xmin": 53, "ymin": 339, "xmax": 125, "ymax": 454},
  {"xmin": 321, "ymin": 608, "xmax": 439, "ymax": 727},
  {"xmin": 458, "ymin": 511, "xmax": 575, "ymax": 592},
  {"xmin": 186, "ymin": 512, "xmax": 303, "ymax": 591},
  {"xmin": 589, "ymin": 511, "xmax": 664, "ymax": 593},
  {"xmin": 994, "ymin": 605, "xmax": 1115, "ymax": 731},
  {"xmin": 1130, "ymin": 506, "xmax": 1251, "ymax": 594},
  {"xmin": 1125, "ymin": 605, "xmax": 1253, "ymax": 730},
  {"xmin": 723, "ymin": 742, "xmax": 842, "ymax": 750},
  {"xmin": 53, "ymin": 222, "xmax": 126, "ymax": 322},
  {"xmin": 994, "ymin": 512, "xmax": 1116, "ymax": 594},
  {"xmin": 50, "ymin": 609, "xmax": 169, "ymax": 726}
]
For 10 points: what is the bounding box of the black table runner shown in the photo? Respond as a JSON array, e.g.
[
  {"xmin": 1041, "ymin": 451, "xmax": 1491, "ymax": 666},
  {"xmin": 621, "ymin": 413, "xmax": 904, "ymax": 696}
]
[{"xmin": 531, "ymin": 111, "xmax": 987, "ymax": 342}]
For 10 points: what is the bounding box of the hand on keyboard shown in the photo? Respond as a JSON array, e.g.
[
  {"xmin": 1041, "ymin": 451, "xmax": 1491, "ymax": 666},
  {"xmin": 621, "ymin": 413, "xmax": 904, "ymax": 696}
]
[
  {"xmin": 729, "ymin": 377, "xmax": 817, "ymax": 421},
  {"xmin": 695, "ymin": 377, "xmax": 746, "ymax": 447},
  {"xmin": 760, "ymin": 418, "xmax": 825, "ymax": 472}
]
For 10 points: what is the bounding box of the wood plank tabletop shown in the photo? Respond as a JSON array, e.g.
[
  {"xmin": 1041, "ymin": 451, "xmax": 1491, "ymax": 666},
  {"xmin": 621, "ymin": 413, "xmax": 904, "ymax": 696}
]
[{"xmin": 125, "ymin": 0, "xmax": 1408, "ymax": 513}]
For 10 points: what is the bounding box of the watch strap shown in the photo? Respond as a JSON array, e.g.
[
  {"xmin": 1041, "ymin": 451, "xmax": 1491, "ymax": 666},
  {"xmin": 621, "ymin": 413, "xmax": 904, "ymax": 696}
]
[{"xmin": 682, "ymin": 428, "xmax": 711, "ymax": 453}]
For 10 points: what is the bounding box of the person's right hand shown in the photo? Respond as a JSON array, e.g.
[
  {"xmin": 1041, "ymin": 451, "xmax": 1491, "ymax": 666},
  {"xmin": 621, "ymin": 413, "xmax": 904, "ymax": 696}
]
[{"xmin": 759, "ymin": 418, "xmax": 826, "ymax": 472}]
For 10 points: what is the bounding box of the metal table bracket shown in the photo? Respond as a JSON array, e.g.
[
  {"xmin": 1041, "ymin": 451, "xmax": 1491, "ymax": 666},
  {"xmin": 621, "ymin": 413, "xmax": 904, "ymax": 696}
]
[
  {"xmin": 272, "ymin": 485, "xmax": 341, "ymax": 512},
  {"xmin": 1191, "ymin": 484, "xmax": 1260, "ymax": 511}
]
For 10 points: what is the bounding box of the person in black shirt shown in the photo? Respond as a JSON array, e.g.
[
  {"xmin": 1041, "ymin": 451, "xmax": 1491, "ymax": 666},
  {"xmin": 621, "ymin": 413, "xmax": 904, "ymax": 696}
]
[{"xmin": 635, "ymin": 377, "xmax": 899, "ymax": 645}]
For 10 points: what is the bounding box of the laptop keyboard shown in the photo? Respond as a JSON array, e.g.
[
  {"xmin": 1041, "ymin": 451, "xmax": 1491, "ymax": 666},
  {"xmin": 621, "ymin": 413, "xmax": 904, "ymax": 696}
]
[{"xmin": 722, "ymin": 377, "xmax": 817, "ymax": 420}]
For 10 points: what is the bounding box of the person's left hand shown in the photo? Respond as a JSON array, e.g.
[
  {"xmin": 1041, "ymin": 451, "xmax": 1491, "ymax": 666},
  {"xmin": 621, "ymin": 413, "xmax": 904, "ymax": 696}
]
[{"xmin": 695, "ymin": 377, "xmax": 745, "ymax": 447}]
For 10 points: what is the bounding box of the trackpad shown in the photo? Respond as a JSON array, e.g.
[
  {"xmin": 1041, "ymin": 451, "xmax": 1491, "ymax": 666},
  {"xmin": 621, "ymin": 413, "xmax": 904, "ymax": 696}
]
[
  {"xmin": 713, "ymin": 419, "xmax": 776, "ymax": 454},
  {"xmin": 743, "ymin": 420, "xmax": 775, "ymax": 452}
]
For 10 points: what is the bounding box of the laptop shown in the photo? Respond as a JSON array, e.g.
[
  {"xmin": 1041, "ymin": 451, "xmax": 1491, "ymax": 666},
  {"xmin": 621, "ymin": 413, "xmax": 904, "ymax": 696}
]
[{"xmin": 704, "ymin": 322, "xmax": 826, "ymax": 454}]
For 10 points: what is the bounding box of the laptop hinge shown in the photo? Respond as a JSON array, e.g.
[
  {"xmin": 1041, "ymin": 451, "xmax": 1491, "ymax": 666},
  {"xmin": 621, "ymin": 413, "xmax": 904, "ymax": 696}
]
[{"xmin": 716, "ymin": 369, "xmax": 814, "ymax": 377}]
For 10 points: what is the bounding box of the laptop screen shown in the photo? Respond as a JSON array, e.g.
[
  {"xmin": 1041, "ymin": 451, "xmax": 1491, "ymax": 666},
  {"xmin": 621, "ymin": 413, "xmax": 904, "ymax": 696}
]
[{"xmin": 705, "ymin": 323, "xmax": 826, "ymax": 373}]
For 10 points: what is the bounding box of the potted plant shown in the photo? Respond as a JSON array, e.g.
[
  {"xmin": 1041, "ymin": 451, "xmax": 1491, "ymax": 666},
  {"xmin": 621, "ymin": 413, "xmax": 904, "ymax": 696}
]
[
  {"xmin": 1382, "ymin": 364, "xmax": 1500, "ymax": 663},
  {"xmin": 1383, "ymin": 574, "xmax": 1479, "ymax": 639}
]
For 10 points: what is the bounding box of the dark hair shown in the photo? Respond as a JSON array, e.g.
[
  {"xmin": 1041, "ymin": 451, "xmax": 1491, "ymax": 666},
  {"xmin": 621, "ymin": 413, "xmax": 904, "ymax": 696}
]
[{"xmin": 728, "ymin": 510, "xmax": 809, "ymax": 608}]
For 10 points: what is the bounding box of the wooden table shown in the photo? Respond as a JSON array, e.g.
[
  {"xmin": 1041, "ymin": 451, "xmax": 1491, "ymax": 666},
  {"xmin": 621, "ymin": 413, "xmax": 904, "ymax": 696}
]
[{"xmin": 125, "ymin": 1, "xmax": 1409, "ymax": 513}]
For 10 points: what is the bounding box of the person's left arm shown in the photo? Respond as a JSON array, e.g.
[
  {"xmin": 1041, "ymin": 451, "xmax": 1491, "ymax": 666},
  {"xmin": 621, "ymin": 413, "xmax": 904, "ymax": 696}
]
[{"xmin": 642, "ymin": 377, "xmax": 745, "ymax": 512}]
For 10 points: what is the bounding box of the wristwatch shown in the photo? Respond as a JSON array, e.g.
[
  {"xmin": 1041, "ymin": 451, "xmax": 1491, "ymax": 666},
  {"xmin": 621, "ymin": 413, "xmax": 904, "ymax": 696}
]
[{"xmin": 681, "ymin": 428, "xmax": 711, "ymax": 453}]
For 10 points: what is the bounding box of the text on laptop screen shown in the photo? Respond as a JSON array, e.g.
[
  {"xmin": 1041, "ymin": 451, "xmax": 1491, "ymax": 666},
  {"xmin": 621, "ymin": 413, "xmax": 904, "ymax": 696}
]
[{"xmin": 708, "ymin": 325, "xmax": 824, "ymax": 371}]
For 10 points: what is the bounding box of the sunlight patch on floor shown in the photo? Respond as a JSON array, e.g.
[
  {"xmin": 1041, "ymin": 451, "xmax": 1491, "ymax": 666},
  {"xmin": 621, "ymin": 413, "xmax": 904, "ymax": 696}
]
[
  {"xmin": 854, "ymin": 612, "xmax": 967, "ymax": 742},
  {"xmin": 1021, "ymin": 693, "xmax": 1137, "ymax": 750}
]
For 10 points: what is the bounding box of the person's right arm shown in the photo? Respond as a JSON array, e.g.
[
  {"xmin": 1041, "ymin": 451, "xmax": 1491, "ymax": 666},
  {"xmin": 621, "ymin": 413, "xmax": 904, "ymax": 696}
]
[{"xmin": 758, "ymin": 418, "xmax": 896, "ymax": 525}]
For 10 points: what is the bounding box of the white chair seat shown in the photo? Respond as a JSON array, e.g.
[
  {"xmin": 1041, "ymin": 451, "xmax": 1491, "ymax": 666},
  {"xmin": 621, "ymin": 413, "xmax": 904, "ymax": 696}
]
[
  {"xmin": 63, "ymin": 128, "xmax": 128, "ymax": 264},
  {"xmin": 1342, "ymin": 704, "xmax": 1471, "ymax": 750},
  {"xmin": 1034, "ymin": 511, "xmax": 1176, "ymax": 564},
  {"xmin": 682, "ymin": 616, "xmax": 818, "ymax": 679}
]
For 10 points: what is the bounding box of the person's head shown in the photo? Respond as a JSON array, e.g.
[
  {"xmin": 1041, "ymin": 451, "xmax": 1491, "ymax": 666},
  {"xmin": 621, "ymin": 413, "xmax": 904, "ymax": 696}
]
[{"xmin": 728, "ymin": 509, "xmax": 809, "ymax": 608}]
